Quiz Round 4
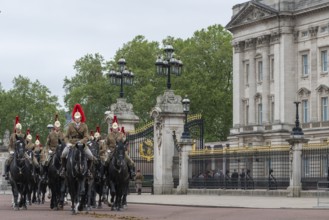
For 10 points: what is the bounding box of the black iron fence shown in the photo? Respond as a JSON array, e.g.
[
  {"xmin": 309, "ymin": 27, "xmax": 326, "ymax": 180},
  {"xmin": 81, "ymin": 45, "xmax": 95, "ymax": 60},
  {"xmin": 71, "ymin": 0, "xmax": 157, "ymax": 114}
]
[
  {"xmin": 188, "ymin": 143, "xmax": 329, "ymax": 190},
  {"xmin": 301, "ymin": 143, "xmax": 329, "ymax": 190},
  {"xmin": 188, "ymin": 145, "xmax": 290, "ymax": 190}
]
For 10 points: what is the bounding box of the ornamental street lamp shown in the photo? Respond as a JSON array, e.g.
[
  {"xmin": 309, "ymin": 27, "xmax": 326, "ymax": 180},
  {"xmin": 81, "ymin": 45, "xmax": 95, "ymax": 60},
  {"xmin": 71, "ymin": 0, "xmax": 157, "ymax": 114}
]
[
  {"xmin": 291, "ymin": 101, "xmax": 304, "ymax": 136},
  {"xmin": 108, "ymin": 58, "xmax": 134, "ymax": 98},
  {"xmin": 155, "ymin": 45, "xmax": 183, "ymax": 90},
  {"xmin": 181, "ymin": 95, "xmax": 191, "ymax": 139}
]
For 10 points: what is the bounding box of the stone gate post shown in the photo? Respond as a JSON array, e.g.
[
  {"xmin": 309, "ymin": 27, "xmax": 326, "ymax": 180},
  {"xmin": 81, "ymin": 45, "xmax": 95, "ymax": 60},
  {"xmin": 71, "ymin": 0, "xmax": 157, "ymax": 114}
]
[
  {"xmin": 105, "ymin": 98, "xmax": 139, "ymax": 133},
  {"xmin": 151, "ymin": 90, "xmax": 185, "ymax": 194},
  {"xmin": 176, "ymin": 138, "xmax": 193, "ymax": 194}
]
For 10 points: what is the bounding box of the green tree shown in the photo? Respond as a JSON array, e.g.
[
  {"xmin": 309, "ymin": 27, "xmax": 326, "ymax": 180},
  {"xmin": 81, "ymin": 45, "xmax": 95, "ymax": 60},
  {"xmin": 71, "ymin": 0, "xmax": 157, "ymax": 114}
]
[
  {"xmin": 112, "ymin": 35, "xmax": 162, "ymax": 123},
  {"xmin": 174, "ymin": 24, "xmax": 233, "ymax": 141},
  {"xmin": 63, "ymin": 53, "xmax": 115, "ymax": 134},
  {"xmin": 65, "ymin": 25, "xmax": 233, "ymax": 142},
  {"xmin": 0, "ymin": 75, "xmax": 64, "ymax": 144}
]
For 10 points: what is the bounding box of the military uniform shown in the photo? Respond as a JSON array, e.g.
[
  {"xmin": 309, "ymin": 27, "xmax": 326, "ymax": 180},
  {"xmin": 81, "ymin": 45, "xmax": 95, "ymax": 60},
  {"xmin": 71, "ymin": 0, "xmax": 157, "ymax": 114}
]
[
  {"xmin": 135, "ymin": 170, "xmax": 144, "ymax": 195},
  {"xmin": 45, "ymin": 130, "xmax": 65, "ymax": 165},
  {"xmin": 25, "ymin": 141, "xmax": 40, "ymax": 168},
  {"xmin": 2, "ymin": 116, "xmax": 24, "ymax": 180},
  {"xmin": 60, "ymin": 104, "xmax": 96, "ymax": 177},
  {"xmin": 104, "ymin": 126, "xmax": 135, "ymax": 179}
]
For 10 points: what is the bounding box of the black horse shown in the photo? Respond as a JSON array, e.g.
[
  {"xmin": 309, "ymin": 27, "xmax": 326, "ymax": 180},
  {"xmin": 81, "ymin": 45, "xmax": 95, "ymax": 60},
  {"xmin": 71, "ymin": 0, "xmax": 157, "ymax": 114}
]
[
  {"xmin": 87, "ymin": 139, "xmax": 105, "ymax": 209},
  {"xmin": 66, "ymin": 142, "xmax": 88, "ymax": 214},
  {"xmin": 9, "ymin": 135, "xmax": 32, "ymax": 210},
  {"xmin": 108, "ymin": 140, "xmax": 130, "ymax": 211},
  {"xmin": 48, "ymin": 139, "xmax": 66, "ymax": 210},
  {"xmin": 26, "ymin": 148, "xmax": 43, "ymax": 205}
]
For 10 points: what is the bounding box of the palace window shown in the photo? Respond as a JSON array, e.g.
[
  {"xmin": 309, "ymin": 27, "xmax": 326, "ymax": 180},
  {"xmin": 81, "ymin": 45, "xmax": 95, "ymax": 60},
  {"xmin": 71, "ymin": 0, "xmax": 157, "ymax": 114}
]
[
  {"xmin": 321, "ymin": 50, "xmax": 328, "ymax": 73},
  {"xmin": 321, "ymin": 97, "xmax": 328, "ymax": 121},
  {"xmin": 270, "ymin": 57, "xmax": 274, "ymax": 81},
  {"xmin": 245, "ymin": 105, "xmax": 249, "ymax": 125},
  {"xmin": 245, "ymin": 63, "xmax": 249, "ymax": 85},
  {"xmin": 271, "ymin": 101, "xmax": 274, "ymax": 123},
  {"xmin": 302, "ymin": 100, "xmax": 309, "ymax": 123},
  {"xmin": 302, "ymin": 54, "xmax": 309, "ymax": 76},
  {"xmin": 258, "ymin": 103, "xmax": 263, "ymax": 125},
  {"xmin": 257, "ymin": 61, "xmax": 263, "ymax": 82}
]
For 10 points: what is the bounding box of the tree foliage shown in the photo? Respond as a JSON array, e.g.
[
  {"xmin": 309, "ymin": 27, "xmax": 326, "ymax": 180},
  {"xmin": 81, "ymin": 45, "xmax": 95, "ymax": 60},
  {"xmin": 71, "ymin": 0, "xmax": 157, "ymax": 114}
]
[
  {"xmin": 0, "ymin": 75, "xmax": 64, "ymax": 144},
  {"xmin": 64, "ymin": 25, "xmax": 232, "ymax": 142},
  {"xmin": 63, "ymin": 53, "xmax": 115, "ymax": 134}
]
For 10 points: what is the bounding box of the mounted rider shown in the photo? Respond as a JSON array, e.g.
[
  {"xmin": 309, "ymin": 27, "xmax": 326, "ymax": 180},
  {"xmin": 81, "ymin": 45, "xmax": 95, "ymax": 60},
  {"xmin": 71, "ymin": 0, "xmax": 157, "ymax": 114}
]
[
  {"xmin": 104, "ymin": 115, "xmax": 136, "ymax": 180},
  {"xmin": 25, "ymin": 129, "xmax": 40, "ymax": 176},
  {"xmin": 3, "ymin": 116, "xmax": 26, "ymax": 180},
  {"xmin": 60, "ymin": 103, "xmax": 98, "ymax": 178},
  {"xmin": 45, "ymin": 113, "xmax": 65, "ymax": 166}
]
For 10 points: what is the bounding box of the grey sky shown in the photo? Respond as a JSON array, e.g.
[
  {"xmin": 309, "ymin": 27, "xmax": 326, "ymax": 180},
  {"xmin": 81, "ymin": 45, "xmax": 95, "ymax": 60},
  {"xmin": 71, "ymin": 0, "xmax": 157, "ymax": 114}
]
[{"xmin": 0, "ymin": 0, "xmax": 244, "ymax": 108}]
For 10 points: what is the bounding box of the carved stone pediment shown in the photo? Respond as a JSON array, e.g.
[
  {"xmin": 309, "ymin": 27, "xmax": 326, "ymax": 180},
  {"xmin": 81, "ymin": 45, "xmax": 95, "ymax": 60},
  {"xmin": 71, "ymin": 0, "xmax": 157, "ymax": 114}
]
[
  {"xmin": 226, "ymin": 1, "xmax": 278, "ymax": 30},
  {"xmin": 297, "ymin": 87, "xmax": 311, "ymax": 99},
  {"xmin": 316, "ymin": 84, "xmax": 329, "ymax": 95},
  {"xmin": 110, "ymin": 98, "xmax": 134, "ymax": 113}
]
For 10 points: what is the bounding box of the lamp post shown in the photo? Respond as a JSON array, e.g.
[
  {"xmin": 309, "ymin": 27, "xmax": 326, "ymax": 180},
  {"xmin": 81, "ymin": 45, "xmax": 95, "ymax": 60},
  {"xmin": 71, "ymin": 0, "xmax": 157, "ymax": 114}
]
[
  {"xmin": 181, "ymin": 95, "xmax": 191, "ymax": 139},
  {"xmin": 108, "ymin": 58, "xmax": 134, "ymax": 98},
  {"xmin": 291, "ymin": 101, "xmax": 304, "ymax": 136},
  {"xmin": 155, "ymin": 45, "xmax": 183, "ymax": 90}
]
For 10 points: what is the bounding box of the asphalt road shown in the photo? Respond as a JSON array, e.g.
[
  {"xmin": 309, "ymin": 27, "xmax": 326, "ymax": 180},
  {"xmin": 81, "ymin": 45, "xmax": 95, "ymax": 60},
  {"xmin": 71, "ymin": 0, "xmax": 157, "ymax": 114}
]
[{"xmin": 1, "ymin": 194, "xmax": 329, "ymax": 220}]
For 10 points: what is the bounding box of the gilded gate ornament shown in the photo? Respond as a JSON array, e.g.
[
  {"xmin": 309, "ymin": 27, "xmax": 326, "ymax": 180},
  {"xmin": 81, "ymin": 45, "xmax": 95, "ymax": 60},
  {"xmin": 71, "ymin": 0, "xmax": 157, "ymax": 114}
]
[{"xmin": 139, "ymin": 139, "xmax": 154, "ymax": 162}]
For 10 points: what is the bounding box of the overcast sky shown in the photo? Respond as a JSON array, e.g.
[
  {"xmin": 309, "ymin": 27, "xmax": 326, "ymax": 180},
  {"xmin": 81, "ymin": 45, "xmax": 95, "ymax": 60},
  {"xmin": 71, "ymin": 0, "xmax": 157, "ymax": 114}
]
[{"xmin": 0, "ymin": 0, "xmax": 244, "ymax": 108}]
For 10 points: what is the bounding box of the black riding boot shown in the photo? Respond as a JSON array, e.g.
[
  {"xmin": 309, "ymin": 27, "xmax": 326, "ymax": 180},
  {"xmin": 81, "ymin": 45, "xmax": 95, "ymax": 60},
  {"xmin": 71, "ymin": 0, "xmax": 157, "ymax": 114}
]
[
  {"xmin": 60, "ymin": 158, "xmax": 67, "ymax": 177},
  {"xmin": 128, "ymin": 165, "xmax": 136, "ymax": 180}
]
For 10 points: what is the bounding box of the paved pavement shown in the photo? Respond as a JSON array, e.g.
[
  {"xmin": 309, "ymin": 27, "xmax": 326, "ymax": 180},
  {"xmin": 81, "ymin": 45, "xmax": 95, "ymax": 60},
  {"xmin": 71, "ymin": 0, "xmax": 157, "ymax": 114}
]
[
  {"xmin": 128, "ymin": 193, "xmax": 329, "ymax": 209},
  {"xmin": 2, "ymin": 190, "xmax": 329, "ymax": 209}
]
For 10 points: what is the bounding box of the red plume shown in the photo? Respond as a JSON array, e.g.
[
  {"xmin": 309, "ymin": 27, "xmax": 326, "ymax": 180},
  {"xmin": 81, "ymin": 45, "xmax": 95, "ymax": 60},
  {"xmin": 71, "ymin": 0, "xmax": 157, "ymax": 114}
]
[
  {"xmin": 71, "ymin": 103, "xmax": 86, "ymax": 123},
  {"xmin": 90, "ymin": 130, "xmax": 94, "ymax": 136},
  {"xmin": 55, "ymin": 113, "xmax": 59, "ymax": 122},
  {"xmin": 36, "ymin": 134, "xmax": 40, "ymax": 141},
  {"xmin": 112, "ymin": 115, "xmax": 118, "ymax": 124},
  {"xmin": 121, "ymin": 126, "xmax": 125, "ymax": 135},
  {"xmin": 14, "ymin": 115, "xmax": 20, "ymax": 133},
  {"xmin": 96, "ymin": 126, "xmax": 100, "ymax": 133},
  {"xmin": 26, "ymin": 129, "xmax": 30, "ymax": 135}
]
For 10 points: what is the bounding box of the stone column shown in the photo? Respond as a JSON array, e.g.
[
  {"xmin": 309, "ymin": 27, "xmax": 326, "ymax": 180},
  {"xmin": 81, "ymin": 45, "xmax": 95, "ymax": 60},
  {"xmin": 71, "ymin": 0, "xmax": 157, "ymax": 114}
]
[
  {"xmin": 105, "ymin": 98, "xmax": 139, "ymax": 133},
  {"xmin": 286, "ymin": 102, "xmax": 309, "ymax": 197},
  {"xmin": 286, "ymin": 136, "xmax": 309, "ymax": 197},
  {"xmin": 176, "ymin": 138, "xmax": 193, "ymax": 194},
  {"xmin": 151, "ymin": 90, "xmax": 185, "ymax": 194}
]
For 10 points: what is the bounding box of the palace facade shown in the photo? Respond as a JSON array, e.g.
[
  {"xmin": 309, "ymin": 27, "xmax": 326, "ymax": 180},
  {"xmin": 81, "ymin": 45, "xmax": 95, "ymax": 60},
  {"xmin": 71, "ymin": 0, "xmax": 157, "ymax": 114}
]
[{"xmin": 226, "ymin": 0, "xmax": 329, "ymax": 147}]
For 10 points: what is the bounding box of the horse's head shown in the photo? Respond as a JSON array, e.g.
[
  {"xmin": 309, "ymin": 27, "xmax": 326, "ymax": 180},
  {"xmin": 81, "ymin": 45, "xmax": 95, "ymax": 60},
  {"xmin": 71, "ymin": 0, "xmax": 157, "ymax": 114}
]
[
  {"xmin": 88, "ymin": 140, "xmax": 99, "ymax": 158},
  {"xmin": 55, "ymin": 139, "xmax": 65, "ymax": 158},
  {"xmin": 114, "ymin": 140, "xmax": 127, "ymax": 167},
  {"xmin": 15, "ymin": 135, "xmax": 26, "ymax": 158}
]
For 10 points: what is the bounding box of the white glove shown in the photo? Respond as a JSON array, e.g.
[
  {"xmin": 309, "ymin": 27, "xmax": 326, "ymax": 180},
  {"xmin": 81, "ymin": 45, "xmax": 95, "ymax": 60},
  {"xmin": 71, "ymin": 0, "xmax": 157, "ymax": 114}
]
[
  {"xmin": 107, "ymin": 149, "xmax": 111, "ymax": 153},
  {"xmin": 48, "ymin": 150, "xmax": 53, "ymax": 154},
  {"xmin": 67, "ymin": 143, "xmax": 72, "ymax": 147},
  {"xmin": 10, "ymin": 151, "xmax": 14, "ymax": 155}
]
